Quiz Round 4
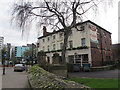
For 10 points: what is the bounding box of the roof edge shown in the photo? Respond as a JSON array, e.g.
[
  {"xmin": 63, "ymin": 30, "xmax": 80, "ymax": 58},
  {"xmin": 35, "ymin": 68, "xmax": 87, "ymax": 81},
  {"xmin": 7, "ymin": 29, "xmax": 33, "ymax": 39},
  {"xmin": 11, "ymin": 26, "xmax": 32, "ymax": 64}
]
[{"xmin": 38, "ymin": 20, "xmax": 112, "ymax": 39}]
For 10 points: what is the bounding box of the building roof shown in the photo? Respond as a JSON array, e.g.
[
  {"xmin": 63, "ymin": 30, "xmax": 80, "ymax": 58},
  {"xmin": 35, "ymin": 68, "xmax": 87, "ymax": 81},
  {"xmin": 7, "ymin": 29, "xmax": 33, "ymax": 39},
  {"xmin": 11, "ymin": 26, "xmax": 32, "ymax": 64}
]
[{"xmin": 38, "ymin": 20, "xmax": 112, "ymax": 39}]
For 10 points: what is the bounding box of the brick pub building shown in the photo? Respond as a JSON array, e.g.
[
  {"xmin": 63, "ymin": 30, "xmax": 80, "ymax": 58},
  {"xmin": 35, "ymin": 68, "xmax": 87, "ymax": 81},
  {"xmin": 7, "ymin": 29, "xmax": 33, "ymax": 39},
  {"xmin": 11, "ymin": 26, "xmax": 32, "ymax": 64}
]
[{"xmin": 37, "ymin": 20, "xmax": 113, "ymax": 67}]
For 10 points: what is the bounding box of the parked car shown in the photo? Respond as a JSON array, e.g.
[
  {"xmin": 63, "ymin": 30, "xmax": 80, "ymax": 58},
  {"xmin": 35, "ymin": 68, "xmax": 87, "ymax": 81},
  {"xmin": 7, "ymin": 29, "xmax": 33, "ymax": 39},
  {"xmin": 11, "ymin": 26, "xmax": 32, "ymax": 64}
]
[{"xmin": 14, "ymin": 64, "xmax": 25, "ymax": 72}]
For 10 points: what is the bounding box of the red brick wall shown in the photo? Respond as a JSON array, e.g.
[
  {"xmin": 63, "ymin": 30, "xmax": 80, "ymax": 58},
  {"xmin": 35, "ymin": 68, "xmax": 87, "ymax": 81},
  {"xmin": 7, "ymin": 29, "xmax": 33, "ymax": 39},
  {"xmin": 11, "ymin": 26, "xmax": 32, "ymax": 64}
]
[
  {"xmin": 91, "ymin": 27, "xmax": 113, "ymax": 67},
  {"xmin": 91, "ymin": 48, "xmax": 102, "ymax": 66}
]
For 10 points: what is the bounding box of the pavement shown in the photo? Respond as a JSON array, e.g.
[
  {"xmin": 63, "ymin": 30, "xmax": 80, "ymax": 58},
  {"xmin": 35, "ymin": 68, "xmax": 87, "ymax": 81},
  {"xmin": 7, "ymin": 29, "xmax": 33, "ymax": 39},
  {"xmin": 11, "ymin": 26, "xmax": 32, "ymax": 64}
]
[
  {"xmin": 0, "ymin": 68, "xmax": 2, "ymax": 90},
  {"xmin": 2, "ymin": 67, "xmax": 30, "ymax": 89},
  {"xmin": 68, "ymin": 69, "xmax": 119, "ymax": 79}
]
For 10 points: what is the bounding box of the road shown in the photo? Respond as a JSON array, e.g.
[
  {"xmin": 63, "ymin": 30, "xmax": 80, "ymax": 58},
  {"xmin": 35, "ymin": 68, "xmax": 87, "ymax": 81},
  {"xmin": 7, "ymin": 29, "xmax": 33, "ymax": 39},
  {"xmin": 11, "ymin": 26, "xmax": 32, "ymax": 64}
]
[
  {"xmin": 68, "ymin": 69, "xmax": 119, "ymax": 79},
  {"xmin": 2, "ymin": 67, "xmax": 30, "ymax": 89}
]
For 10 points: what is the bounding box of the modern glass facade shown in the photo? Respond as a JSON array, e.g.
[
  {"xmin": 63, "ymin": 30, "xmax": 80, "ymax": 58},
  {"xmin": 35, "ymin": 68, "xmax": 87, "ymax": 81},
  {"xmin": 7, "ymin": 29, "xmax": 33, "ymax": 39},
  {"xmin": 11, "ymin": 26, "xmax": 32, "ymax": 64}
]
[{"xmin": 15, "ymin": 46, "xmax": 29, "ymax": 58}]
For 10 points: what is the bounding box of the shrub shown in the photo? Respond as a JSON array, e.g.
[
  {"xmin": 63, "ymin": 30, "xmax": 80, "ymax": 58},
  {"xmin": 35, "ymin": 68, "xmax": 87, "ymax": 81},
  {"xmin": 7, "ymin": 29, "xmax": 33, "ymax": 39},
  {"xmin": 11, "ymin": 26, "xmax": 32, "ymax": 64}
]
[
  {"xmin": 67, "ymin": 48, "xmax": 72, "ymax": 50},
  {"xmin": 51, "ymin": 50, "xmax": 56, "ymax": 52},
  {"xmin": 57, "ymin": 49, "xmax": 62, "ymax": 52},
  {"xmin": 72, "ymin": 47, "xmax": 77, "ymax": 50}
]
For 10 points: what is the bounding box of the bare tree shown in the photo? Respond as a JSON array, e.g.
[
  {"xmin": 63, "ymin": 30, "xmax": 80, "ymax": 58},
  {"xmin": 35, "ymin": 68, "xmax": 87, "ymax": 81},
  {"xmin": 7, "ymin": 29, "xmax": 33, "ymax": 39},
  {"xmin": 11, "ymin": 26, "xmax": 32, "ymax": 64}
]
[{"xmin": 12, "ymin": 0, "xmax": 113, "ymax": 64}]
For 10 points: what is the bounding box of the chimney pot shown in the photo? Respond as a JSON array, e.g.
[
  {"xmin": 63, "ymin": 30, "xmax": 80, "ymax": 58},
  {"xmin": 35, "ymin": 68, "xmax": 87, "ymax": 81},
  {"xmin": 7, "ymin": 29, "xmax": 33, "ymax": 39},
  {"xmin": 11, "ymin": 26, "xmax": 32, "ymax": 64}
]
[{"xmin": 43, "ymin": 26, "xmax": 47, "ymax": 36}]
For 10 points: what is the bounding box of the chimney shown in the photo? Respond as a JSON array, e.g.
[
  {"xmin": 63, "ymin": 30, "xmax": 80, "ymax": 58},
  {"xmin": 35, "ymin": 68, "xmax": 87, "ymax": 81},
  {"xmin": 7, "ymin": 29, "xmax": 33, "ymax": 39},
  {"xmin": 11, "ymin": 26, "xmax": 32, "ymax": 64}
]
[
  {"xmin": 53, "ymin": 29, "xmax": 56, "ymax": 32},
  {"xmin": 43, "ymin": 26, "xmax": 47, "ymax": 36}
]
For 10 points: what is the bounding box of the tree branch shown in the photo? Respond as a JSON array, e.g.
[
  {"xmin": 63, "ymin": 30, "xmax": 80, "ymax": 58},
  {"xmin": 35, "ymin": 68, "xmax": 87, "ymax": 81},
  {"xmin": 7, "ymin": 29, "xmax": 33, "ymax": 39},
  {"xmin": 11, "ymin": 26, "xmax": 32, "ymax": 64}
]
[
  {"xmin": 44, "ymin": 0, "xmax": 66, "ymax": 27},
  {"xmin": 30, "ymin": 11, "xmax": 55, "ymax": 17}
]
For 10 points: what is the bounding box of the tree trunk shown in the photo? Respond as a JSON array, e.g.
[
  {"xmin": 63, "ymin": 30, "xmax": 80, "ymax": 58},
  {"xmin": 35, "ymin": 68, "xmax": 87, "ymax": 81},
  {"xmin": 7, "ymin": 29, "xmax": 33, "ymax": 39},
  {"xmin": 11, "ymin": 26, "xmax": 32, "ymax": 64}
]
[{"xmin": 61, "ymin": 28, "xmax": 70, "ymax": 64}]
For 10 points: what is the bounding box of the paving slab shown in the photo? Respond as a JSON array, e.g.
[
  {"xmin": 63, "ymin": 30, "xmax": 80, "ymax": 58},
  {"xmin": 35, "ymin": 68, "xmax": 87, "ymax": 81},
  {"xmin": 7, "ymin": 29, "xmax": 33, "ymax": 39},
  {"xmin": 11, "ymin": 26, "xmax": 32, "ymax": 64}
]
[{"xmin": 2, "ymin": 68, "xmax": 30, "ymax": 89}]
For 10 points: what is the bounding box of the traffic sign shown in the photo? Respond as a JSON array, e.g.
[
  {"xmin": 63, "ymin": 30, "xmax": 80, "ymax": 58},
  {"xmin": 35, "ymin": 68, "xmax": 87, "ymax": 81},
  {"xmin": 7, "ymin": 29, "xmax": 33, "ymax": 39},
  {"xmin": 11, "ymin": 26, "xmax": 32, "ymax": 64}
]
[
  {"xmin": 4, "ymin": 53, "xmax": 6, "ymax": 58},
  {"xmin": 26, "ymin": 56, "xmax": 29, "ymax": 61}
]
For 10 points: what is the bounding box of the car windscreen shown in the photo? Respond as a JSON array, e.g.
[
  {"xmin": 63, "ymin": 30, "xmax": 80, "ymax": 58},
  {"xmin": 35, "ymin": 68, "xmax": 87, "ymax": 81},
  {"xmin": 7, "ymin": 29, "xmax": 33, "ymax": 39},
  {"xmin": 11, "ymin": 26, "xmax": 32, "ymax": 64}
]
[{"xmin": 15, "ymin": 64, "xmax": 23, "ymax": 66}]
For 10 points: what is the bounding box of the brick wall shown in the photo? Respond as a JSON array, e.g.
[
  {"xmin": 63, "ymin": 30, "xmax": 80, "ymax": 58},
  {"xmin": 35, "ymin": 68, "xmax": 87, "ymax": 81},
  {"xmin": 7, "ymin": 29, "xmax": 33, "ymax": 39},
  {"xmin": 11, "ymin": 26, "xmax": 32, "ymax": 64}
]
[
  {"xmin": 91, "ymin": 27, "xmax": 113, "ymax": 67},
  {"xmin": 91, "ymin": 48, "xmax": 102, "ymax": 66}
]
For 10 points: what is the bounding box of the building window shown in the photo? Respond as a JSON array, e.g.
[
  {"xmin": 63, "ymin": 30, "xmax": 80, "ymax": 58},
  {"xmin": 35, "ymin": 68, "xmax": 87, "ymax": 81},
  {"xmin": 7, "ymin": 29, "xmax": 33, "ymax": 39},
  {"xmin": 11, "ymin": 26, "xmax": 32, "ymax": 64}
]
[
  {"xmin": 81, "ymin": 38, "xmax": 86, "ymax": 46},
  {"xmin": 68, "ymin": 55, "xmax": 74, "ymax": 63},
  {"xmin": 69, "ymin": 40, "xmax": 73, "ymax": 48},
  {"xmin": 83, "ymin": 54, "xmax": 88, "ymax": 63},
  {"xmin": 80, "ymin": 26, "xmax": 84, "ymax": 31},
  {"xmin": 105, "ymin": 41, "xmax": 107, "ymax": 49},
  {"xmin": 60, "ymin": 43, "xmax": 63, "ymax": 49},
  {"xmin": 53, "ymin": 44, "xmax": 56, "ymax": 50},
  {"xmin": 43, "ymin": 46, "xmax": 45, "ymax": 51},
  {"xmin": 109, "ymin": 35, "xmax": 111, "ymax": 38},
  {"xmin": 37, "ymin": 43, "xmax": 39, "ymax": 48},
  {"xmin": 59, "ymin": 32, "xmax": 63, "ymax": 38},
  {"xmin": 109, "ymin": 56, "xmax": 111, "ymax": 60},
  {"xmin": 104, "ymin": 32, "xmax": 106, "ymax": 36},
  {"xmin": 97, "ymin": 39, "xmax": 99, "ymax": 44},
  {"xmin": 53, "ymin": 35, "xmax": 56, "ymax": 39},
  {"xmin": 43, "ymin": 39, "xmax": 45, "ymax": 42},
  {"xmin": 110, "ymin": 40, "xmax": 111, "ymax": 45},
  {"xmin": 48, "ymin": 37, "xmax": 49, "ymax": 41},
  {"xmin": 48, "ymin": 45, "xmax": 50, "ymax": 51}
]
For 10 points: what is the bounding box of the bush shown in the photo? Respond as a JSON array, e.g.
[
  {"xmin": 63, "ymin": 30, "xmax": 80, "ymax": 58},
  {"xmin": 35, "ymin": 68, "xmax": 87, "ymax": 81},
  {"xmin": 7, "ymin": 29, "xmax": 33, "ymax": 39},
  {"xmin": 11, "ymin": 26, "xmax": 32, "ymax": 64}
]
[
  {"xmin": 67, "ymin": 48, "xmax": 72, "ymax": 50},
  {"xmin": 77, "ymin": 46, "xmax": 88, "ymax": 49},
  {"xmin": 51, "ymin": 50, "xmax": 56, "ymax": 52},
  {"xmin": 45, "ymin": 51, "xmax": 51, "ymax": 53},
  {"xmin": 57, "ymin": 49, "xmax": 62, "ymax": 52},
  {"xmin": 72, "ymin": 47, "xmax": 77, "ymax": 50}
]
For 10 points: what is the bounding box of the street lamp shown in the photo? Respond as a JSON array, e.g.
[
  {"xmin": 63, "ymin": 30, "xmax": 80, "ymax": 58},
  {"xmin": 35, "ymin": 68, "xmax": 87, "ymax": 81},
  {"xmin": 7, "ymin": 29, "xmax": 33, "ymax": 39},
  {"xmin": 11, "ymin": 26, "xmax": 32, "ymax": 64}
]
[
  {"xmin": 3, "ymin": 52, "xmax": 6, "ymax": 75},
  {"xmin": 31, "ymin": 43, "xmax": 34, "ymax": 66}
]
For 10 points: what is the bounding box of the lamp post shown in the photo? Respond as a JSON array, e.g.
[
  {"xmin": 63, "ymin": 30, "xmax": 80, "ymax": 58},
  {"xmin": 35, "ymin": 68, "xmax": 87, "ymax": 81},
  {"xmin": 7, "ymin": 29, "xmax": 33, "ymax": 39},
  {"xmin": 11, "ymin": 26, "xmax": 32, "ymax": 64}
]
[
  {"xmin": 31, "ymin": 43, "xmax": 34, "ymax": 66},
  {"xmin": 3, "ymin": 53, "xmax": 6, "ymax": 75}
]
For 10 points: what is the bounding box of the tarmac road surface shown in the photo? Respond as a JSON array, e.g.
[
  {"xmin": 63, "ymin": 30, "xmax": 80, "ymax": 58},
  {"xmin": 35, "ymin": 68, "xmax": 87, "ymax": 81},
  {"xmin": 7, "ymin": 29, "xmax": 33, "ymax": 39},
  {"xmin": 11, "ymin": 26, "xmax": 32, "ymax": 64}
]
[{"xmin": 68, "ymin": 69, "xmax": 119, "ymax": 79}]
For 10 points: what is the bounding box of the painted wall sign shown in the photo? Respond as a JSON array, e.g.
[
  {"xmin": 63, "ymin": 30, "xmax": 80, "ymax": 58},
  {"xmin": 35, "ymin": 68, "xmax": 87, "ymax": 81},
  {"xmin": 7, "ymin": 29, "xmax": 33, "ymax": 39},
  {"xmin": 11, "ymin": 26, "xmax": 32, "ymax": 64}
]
[{"xmin": 89, "ymin": 24, "xmax": 98, "ymax": 43}]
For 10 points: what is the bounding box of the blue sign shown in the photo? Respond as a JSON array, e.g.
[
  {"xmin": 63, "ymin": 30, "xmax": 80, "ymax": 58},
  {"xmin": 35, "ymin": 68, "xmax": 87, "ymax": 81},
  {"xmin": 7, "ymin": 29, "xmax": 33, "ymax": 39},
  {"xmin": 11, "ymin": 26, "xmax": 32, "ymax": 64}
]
[
  {"xmin": 4, "ymin": 53, "xmax": 6, "ymax": 58},
  {"xmin": 26, "ymin": 56, "xmax": 29, "ymax": 61}
]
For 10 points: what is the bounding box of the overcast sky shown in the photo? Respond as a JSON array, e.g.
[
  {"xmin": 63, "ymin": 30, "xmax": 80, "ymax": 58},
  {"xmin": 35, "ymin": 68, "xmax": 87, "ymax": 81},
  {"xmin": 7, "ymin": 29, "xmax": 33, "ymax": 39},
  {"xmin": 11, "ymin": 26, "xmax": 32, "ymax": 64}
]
[{"xmin": 0, "ymin": 0, "xmax": 119, "ymax": 46}]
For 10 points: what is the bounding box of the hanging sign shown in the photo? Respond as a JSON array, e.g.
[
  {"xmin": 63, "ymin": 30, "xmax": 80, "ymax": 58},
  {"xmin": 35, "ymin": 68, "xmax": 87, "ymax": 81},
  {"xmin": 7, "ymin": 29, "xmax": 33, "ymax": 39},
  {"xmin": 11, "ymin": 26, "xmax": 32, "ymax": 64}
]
[{"xmin": 89, "ymin": 24, "xmax": 98, "ymax": 43}]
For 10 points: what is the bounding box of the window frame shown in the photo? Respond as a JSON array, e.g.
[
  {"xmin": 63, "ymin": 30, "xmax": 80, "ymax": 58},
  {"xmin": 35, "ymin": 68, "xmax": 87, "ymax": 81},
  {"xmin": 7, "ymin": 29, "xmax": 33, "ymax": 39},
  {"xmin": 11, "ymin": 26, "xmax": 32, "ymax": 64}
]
[
  {"xmin": 60, "ymin": 42, "xmax": 63, "ymax": 49},
  {"xmin": 53, "ymin": 35, "xmax": 56, "ymax": 39},
  {"xmin": 53, "ymin": 44, "xmax": 56, "ymax": 50},
  {"xmin": 69, "ymin": 40, "xmax": 73, "ymax": 48},
  {"xmin": 48, "ymin": 37, "xmax": 50, "ymax": 41},
  {"xmin": 43, "ymin": 39, "xmax": 45, "ymax": 42},
  {"xmin": 48, "ymin": 45, "xmax": 50, "ymax": 51},
  {"xmin": 81, "ymin": 38, "xmax": 86, "ymax": 46},
  {"xmin": 80, "ymin": 26, "xmax": 85, "ymax": 31},
  {"xmin": 43, "ymin": 46, "xmax": 45, "ymax": 51}
]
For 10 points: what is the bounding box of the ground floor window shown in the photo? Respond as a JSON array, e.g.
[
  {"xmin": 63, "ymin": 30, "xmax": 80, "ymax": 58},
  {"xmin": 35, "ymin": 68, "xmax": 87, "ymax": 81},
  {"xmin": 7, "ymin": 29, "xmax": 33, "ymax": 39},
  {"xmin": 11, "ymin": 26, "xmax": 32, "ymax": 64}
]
[
  {"xmin": 75, "ymin": 55, "xmax": 81, "ymax": 64},
  {"xmin": 82, "ymin": 54, "xmax": 88, "ymax": 63},
  {"xmin": 68, "ymin": 55, "xmax": 74, "ymax": 63},
  {"xmin": 68, "ymin": 54, "xmax": 88, "ymax": 64}
]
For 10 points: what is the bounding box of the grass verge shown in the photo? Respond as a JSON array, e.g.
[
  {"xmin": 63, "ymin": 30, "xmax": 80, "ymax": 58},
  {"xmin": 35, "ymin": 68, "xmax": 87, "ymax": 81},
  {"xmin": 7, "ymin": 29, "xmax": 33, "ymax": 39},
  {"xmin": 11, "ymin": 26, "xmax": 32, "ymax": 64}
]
[{"xmin": 68, "ymin": 77, "xmax": 119, "ymax": 89}]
